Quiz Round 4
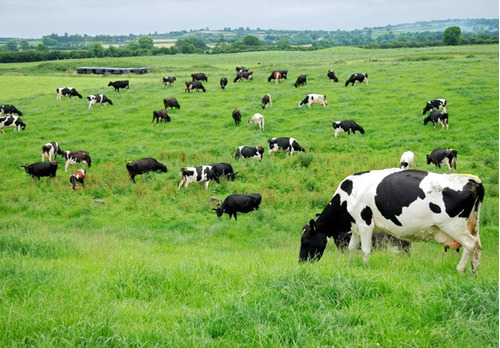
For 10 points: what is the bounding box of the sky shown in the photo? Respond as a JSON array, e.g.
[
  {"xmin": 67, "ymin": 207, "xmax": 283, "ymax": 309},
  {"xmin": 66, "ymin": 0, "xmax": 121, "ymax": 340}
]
[{"xmin": 1, "ymin": 0, "xmax": 498, "ymax": 38}]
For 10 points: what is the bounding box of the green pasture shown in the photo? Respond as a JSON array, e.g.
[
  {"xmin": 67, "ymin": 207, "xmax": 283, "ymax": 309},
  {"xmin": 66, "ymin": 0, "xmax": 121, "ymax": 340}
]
[{"xmin": 0, "ymin": 45, "xmax": 498, "ymax": 346}]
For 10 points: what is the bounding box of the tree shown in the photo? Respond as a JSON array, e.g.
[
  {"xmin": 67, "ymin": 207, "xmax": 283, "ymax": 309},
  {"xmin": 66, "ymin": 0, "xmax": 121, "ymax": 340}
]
[
  {"xmin": 138, "ymin": 36, "xmax": 154, "ymax": 51},
  {"xmin": 5, "ymin": 41, "xmax": 18, "ymax": 51},
  {"xmin": 241, "ymin": 35, "xmax": 261, "ymax": 46},
  {"xmin": 444, "ymin": 26, "xmax": 462, "ymax": 45},
  {"xmin": 89, "ymin": 42, "xmax": 105, "ymax": 57}
]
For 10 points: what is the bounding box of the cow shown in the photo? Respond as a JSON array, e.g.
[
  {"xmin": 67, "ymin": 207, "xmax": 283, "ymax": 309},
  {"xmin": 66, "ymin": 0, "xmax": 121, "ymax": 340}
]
[
  {"xmin": 327, "ymin": 69, "xmax": 339, "ymax": 82},
  {"xmin": 232, "ymin": 109, "xmax": 241, "ymax": 126},
  {"xmin": 400, "ymin": 151, "xmax": 415, "ymax": 169},
  {"xmin": 332, "ymin": 120, "xmax": 365, "ymax": 138},
  {"xmin": 0, "ymin": 115, "xmax": 26, "ymax": 133},
  {"xmin": 185, "ymin": 81, "xmax": 206, "ymax": 93},
  {"xmin": 233, "ymin": 71, "xmax": 253, "ymax": 82},
  {"xmin": 426, "ymin": 148, "xmax": 457, "ymax": 170},
  {"xmin": 268, "ymin": 137, "xmax": 305, "ymax": 156},
  {"xmin": 178, "ymin": 165, "xmax": 220, "ymax": 190},
  {"xmin": 62, "ymin": 151, "xmax": 92, "ymax": 172},
  {"xmin": 220, "ymin": 77, "xmax": 228, "ymax": 89},
  {"xmin": 0, "ymin": 104, "xmax": 23, "ymax": 115},
  {"xmin": 87, "ymin": 94, "xmax": 113, "ymax": 109},
  {"xmin": 261, "ymin": 94, "xmax": 272, "ymax": 109},
  {"xmin": 152, "ymin": 109, "xmax": 171, "ymax": 125},
  {"xmin": 69, "ymin": 169, "xmax": 86, "ymax": 190},
  {"xmin": 235, "ymin": 146, "xmax": 265, "ymax": 161},
  {"xmin": 248, "ymin": 113, "xmax": 265, "ymax": 131},
  {"xmin": 422, "ymin": 99, "xmax": 447, "ymax": 115},
  {"xmin": 56, "ymin": 87, "xmax": 82, "ymax": 101},
  {"xmin": 42, "ymin": 141, "xmax": 64, "ymax": 161},
  {"xmin": 191, "ymin": 73, "xmax": 208, "ymax": 82},
  {"xmin": 126, "ymin": 158, "xmax": 167, "ymax": 183},
  {"xmin": 294, "ymin": 74, "xmax": 307, "ymax": 88},
  {"xmin": 22, "ymin": 161, "xmax": 58, "ymax": 179},
  {"xmin": 298, "ymin": 168, "xmax": 484, "ymax": 274},
  {"xmin": 163, "ymin": 98, "xmax": 181, "ymax": 110},
  {"xmin": 213, "ymin": 193, "xmax": 262, "ymax": 220},
  {"xmin": 424, "ymin": 111, "xmax": 449, "ymax": 129},
  {"xmin": 268, "ymin": 70, "xmax": 288, "ymax": 82},
  {"xmin": 298, "ymin": 94, "xmax": 327, "ymax": 108},
  {"xmin": 210, "ymin": 162, "xmax": 237, "ymax": 181},
  {"xmin": 108, "ymin": 80, "xmax": 129, "ymax": 92},
  {"xmin": 236, "ymin": 66, "xmax": 248, "ymax": 73},
  {"xmin": 162, "ymin": 76, "xmax": 176, "ymax": 87},
  {"xmin": 345, "ymin": 73, "xmax": 368, "ymax": 87},
  {"xmin": 272, "ymin": 71, "xmax": 282, "ymax": 84}
]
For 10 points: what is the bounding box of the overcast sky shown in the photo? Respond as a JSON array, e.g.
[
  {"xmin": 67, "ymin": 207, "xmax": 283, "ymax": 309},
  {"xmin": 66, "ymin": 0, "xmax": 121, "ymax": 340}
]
[{"xmin": 1, "ymin": 0, "xmax": 498, "ymax": 38}]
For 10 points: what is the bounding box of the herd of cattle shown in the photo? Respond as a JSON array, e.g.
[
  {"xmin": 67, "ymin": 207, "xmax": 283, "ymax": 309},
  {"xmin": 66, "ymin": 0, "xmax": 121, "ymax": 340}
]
[{"xmin": 2, "ymin": 65, "xmax": 482, "ymax": 274}]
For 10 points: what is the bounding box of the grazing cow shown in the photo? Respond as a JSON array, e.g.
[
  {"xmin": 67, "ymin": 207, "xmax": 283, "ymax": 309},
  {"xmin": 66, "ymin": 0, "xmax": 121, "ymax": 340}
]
[
  {"xmin": 424, "ymin": 111, "xmax": 449, "ymax": 129},
  {"xmin": 400, "ymin": 151, "xmax": 415, "ymax": 169},
  {"xmin": 236, "ymin": 66, "xmax": 248, "ymax": 73},
  {"xmin": 422, "ymin": 99, "xmax": 447, "ymax": 115},
  {"xmin": 220, "ymin": 77, "xmax": 228, "ymax": 89},
  {"xmin": 152, "ymin": 109, "xmax": 171, "ymax": 125},
  {"xmin": 235, "ymin": 146, "xmax": 265, "ymax": 160},
  {"xmin": 178, "ymin": 165, "xmax": 220, "ymax": 190},
  {"xmin": 267, "ymin": 70, "xmax": 288, "ymax": 82},
  {"xmin": 69, "ymin": 169, "xmax": 86, "ymax": 190},
  {"xmin": 0, "ymin": 115, "xmax": 26, "ymax": 133},
  {"xmin": 426, "ymin": 148, "xmax": 457, "ymax": 170},
  {"xmin": 327, "ymin": 69, "xmax": 339, "ymax": 82},
  {"xmin": 233, "ymin": 71, "xmax": 253, "ymax": 82},
  {"xmin": 211, "ymin": 162, "xmax": 237, "ymax": 181},
  {"xmin": 0, "ymin": 104, "xmax": 23, "ymax": 115},
  {"xmin": 162, "ymin": 76, "xmax": 176, "ymax": 87},
  {"xmin": 248, "ymin": 113, "xmax": 265, "ymax": 131},
  {"xmin": 56, "ymin": 87, "xmax": 82, "ymax": 101},
  {"xmin": 108, "ymin": 80, "xmax": 129, "ymax": 92},
  {"xmin": 163, "ymin": 98, "xmax": 181, "ymax": 110},
  {"xmin": 42, "ymin": 141, "xmax": 64, "ymax": 161},
  {"xmin": 126, "ymin": 158, "xmax": 167, "ymax": 183},
  {"xmin": 191, "ymin": 73, "xmax": 208, "ymax": 82},
  {"xmin": 185, "ymin": 81, "xmax": 206, "ymax": 93},
  {"xmin": 232, "ymin": 109, "xmax": 242, "ymax": 126},
  {"xmin": 272, "ymin": 71, "xmax": 282, "ymax": 84},
  {"xmin": 22, "ymin": 161, "xmax": 58, "ymax": 179},
  {"xmin": 332, "ymin": 120, "xmax": 365, "ymax": 138},
  {"xmin": 268, "ymin": 137, "xmax": 305, "ymax": 156},
  {"xmin": 294, "ymin": 74, "xmax": 307, "ymax": 88},
  {"xmin": 345, "ymin": 73, "xmax": 368, "ymax": 87},
  {"xmin": 299, "ymin": 168, "xmax": 484, "ymax": 274},
  {"xmin": 298, "ymin": 94, "xmax": 327, "ymax": 108},
  {"xmin": 261, "ymin": 94, "xmax": 272, "ymax": 109},
  {"xmin": 62, "ymin": 151, "xmax": 92, "ymax": 172},
  {"xmin": 213, "ymin": 193, "xmax": 262, "ymax": 220},
  {"xmin": 87, "ymin": 94, "xmax": 113, "ymax": 109}
]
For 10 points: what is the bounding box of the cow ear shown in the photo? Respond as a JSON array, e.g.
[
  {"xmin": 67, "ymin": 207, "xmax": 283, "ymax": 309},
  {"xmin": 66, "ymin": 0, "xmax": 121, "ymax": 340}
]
[{"xmin": 309, "ymin": 219, "xmax": 317, "ymax": 233}]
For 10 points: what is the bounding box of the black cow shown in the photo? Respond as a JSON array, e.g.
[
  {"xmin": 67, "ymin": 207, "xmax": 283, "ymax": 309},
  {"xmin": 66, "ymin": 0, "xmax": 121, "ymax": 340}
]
[
  {"xmin": 70, "ymin": 169, "xmax": 86, "ymax": 190},
  {"xmin": 234, "ymin": 71, "xmax": 253, "ymax": 82},
  {"xmin": 235, "ymin": 146, "xmax": 265, "ymax": 160},
  {"xmin": 211, "ymin": 162, "xmax": 237, "ymax": 181},
  {"xmin": 191, "ymin": 73, "xmax": 208, "ymax": 82},
  {"xmin": 87, "ymin": 94, "xmax": 113, "ymax": 109},
  {"xmin": 126, "ymin": 158, "xmax": 167, "ymax": 183},
  {"xmin": 42, "ymin": 141, "xmax": 64, "ymax": 161},
  {"xmin": 422, "ymin": 99, "xmax": 447, "ymax": 115},
  {"xmin": 56, "ymin": 87, "xmax": 82, "ymax": 101},
  {"xmin": 327, "ymin": 69, "xmax": 339, "ymax": 82},
  {"xmin": 62, "ymin": 151, "xmax": 92, "ymax": 172},
  {"xmin": 152, "ymin": 109, "xmax": 171, "ymax": 125},
  {"xmin": 220, "ymin": 77, "xmax": 228, "ymax": 89},
  {"xmin": 214, "ymin": 193, "xmax": 262, "ymax": 220},
  {"xmin": 294, "ymin": 74, "xmax": 307, "ymax": 88},
  {"xmin": 268, "ymin": 137, "xmax": 305, "ymax": 156},
  {"xmin": 424, "ymin": 111, "xmax": 449, "ymax": 129},
  {"xmin": 261, "ymin": 94, "xmax": 272, "ymax": 109},
  {"xmin": 345, "ymin": 73, "xmax": 368, "ymax": 87},
  {"xmin": 22, "ymin": 161, "xmax": 58, "ymax": 179},
  {"xmin": 162, "ymin": 76, "xmax": 176, "ymax": 87},
  {"xmin": 426, "ymin": 148, "xmax": 457, "ymax": 170},
  {"xmin": 332, "ymin": 120, "xmax": 365, "ymax": 138},
  {"xmin": 0, "ymin": 104, "xmax": 23, "ymax": 115},
  {"xmin": 232, "ymin": 109, "xmax": 241, "ymax": 126},
  {"xmin": 185, "ymin": 81, "xmax": 206, "ymax": 93},
  {"xmin": 108, "ymin": 80, "xmax": 129, "ymax": 92},
  {"xmin": 163, "ymin": 98, "xmax": 181, "ymax": 110},
  {"xmin": 0, "ymin": 115, "xmax": 26, "ymax": 133},
  {"xmin": 267, "ymin": 70, "xmax": 288, "ymax": 82}
]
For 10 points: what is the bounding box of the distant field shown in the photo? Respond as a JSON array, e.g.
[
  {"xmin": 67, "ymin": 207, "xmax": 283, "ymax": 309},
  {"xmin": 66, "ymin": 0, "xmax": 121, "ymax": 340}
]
[{"xmin": 0, "ymin": 45, "xmax": 498, "ymax": 346}]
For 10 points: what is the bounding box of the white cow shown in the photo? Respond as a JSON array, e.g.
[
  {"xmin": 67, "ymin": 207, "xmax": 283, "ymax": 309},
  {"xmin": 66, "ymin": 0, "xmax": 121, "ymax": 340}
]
[
  {"xmin": 298, "ymin": 94, "xmax": 327, "ymax": 108},
  {"xmin": 400, "ymin": 151, "xmax": 415, "ymax": 169},
  {"xmin": 247, "ymin": 113, "xmax": 265, "ymax": 131}
]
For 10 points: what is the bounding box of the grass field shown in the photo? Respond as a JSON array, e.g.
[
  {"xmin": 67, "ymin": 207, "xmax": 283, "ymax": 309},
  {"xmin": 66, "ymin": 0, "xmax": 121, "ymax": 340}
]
[{"xmin": 0, "ymin": 45, "xmax": 498, "ymax": 346}]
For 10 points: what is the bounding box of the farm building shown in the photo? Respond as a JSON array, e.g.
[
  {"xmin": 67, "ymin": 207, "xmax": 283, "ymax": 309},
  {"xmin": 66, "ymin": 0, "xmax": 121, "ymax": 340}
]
[{"xmin": 76, "ymin": 67, "xmax": 150, "ymax": 75}]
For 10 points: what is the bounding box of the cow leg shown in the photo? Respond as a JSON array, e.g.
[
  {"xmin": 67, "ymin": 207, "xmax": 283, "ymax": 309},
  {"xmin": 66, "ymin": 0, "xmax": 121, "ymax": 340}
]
[
  {"xmin": 455, "ymin": 234, "xmax": 480, "ymax": 274},
  {"xmin": 65, "ymin": 161, "xmax": 70, "ymax": 172},
  {"xmin": 204, "ymin": 181, "xmax": 210, "ymax": 190},
  {"xmin": 233, "ymin": 212, "xmax": 237, "ymax": 221},
  {"xmin": 358, "ymin": 227, "xmax": 374, "ymax": 264},
  {"xmin": 348, "ymin": 233, "xmax": 361, "ymax": 261},
  {"xmin": 178, "ymin": 178, "xmax": 186, "ymax": 190}
]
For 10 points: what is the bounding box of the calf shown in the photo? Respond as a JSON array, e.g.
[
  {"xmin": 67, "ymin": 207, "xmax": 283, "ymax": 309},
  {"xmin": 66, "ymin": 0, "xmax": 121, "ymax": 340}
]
[
  {"xmin": 108, "ymin": 80, "xmax": 129, "ymax": 92},
  {"xmin": 235, "ymin": 146, "xmax": 264, "ymax": 160},
  {"xmin": 426, "ymin": 148, "xmax": 457, "ymax": 170},
  {"xmin": 0, "ymin": 104, "xmax": 23, "ymax": 115},
  {"xmin": 332, "ymin": 120, "xmax": 365, "ymax": 138},
  {"xmin": 327, "ymin": 69, "xmax": 339, "ymax": 82},
  {"xmin": 152, "ymin": 109, "xmax": 171, "ymax": 125},
  {"xmin": 298, "ymin": 94, "xmax": 327, "ymax": 108},
  {"xmin": 126, "ymin": 158, "xmax": 167, "ymax": 183},
  {"xmin": 69, "ymin": 169, "xmax": 86, "ymax": 190},
  {"xmin": 422, "ymin": 99, "xmax": 447, "ymax": 115},
  {"xmin": 294, "ymin": 74, "xmax": 307, "ymax": 88},
  {"xmin": 42, "ymin": 141, "xmax": 64, "ymax": 161},
  {"xmin": 163, "ymin": 98, "xmax": 180, "ymax": 110},
  {"xmin": 267, "ymin": 70, "xmax": 288, "ymax": 82},
  {"xmin": 22, "ymin": 161, "xmax": 58, "ymax": 179},
  {"xmin": 345, "ymin": 73, "xmax": 368, "ymax": 87},
  {"xmin": 0, "ymin": 115, "xmax": 26, "ymax": 133},
  {"xmin": 185, "ymin": 81, "xmax": 206, "ymax": 93},
  {"xmin": 220, "ymin": 77, "xmax": 228, "ymax": 89},
  {"xmin": 191, "ymin": 73, "xmax": 208, "ymax": 82},
  {"xmin": 234, "ymin": 71, "xmax": 253, "ymax": 82},
  {"xmin": 247, "ymin": 113, "xmax": 265, "ymax": 131},
  {"xmin": 232, "ymin": 109, "xmax": 242, "ymax": 126},
  {"xmin": 424, "ymin": 110, "xmax": 449, "ymax": 129},
  {"xmin": 261, "ymin": 94, "xmax": 272, "ymax": 109},
  {"xmin": 400, "ymin": 151, "xmax": 415, "ymax": 169},
  {"xmin": 162, "ymin": 76, "xmax": 176, "ymax": 87},
  {"xmin": 62, "ymin": 151, "xmax": 92, "ymax": 172},
  {"xmin": 178, "ymin": 165, "xmax": 220, "ymax": 190},
  {"xmin": 268, "ymin": 137, "xmax": 305, "ymax": 156},
  {"xmin": 211, "ymin": 162, "xmax": 237, "ymax": 181},
  {"xmin": 214, "ymin": 193, "xmax": 262, "ymax": 220},
  {"xmin": 56, "ymin": 87, "xmax": 82, "ymax": 101},
  {"xmin": 87, "ymin": 94, "xmax": 113, "ymax": 109}
]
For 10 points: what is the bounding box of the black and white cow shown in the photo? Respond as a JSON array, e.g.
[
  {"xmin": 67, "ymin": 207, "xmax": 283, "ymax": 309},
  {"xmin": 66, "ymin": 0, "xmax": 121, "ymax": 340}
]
[
  {"xmin": 422, "ymin": 99, "xmax": 447, "ymax": 115},
  {"xmin": 87, "ymin": 94, "xmax": 113, "ymax": 109},
  {"xmin": 56, "ymin": 87, "xmax": 82, "ymax": 101},
  {"xmin": 185, "ymin": 81, "xmax": 206, "ymax": 93},
  {"xmin": 108, "ymin": 80, "xmax": 129, "ymax": 92},
  {"xmin": 220, "ymin": 77, "xmax": 228, "ymax": 89},
  {"xmin": 178, "ymin": 165, "xmax": 220, "ymax": 190},
  {"xmin": 152, "ymin": 109, "xmax": 171, "ymax": 125},
  {"xmin": 210, "ymin": 162, "xmax": 237, "ymax": 181},
  {"xmin": 268, "ymin": 137, "xmax": 305, "ymax": 156},
  {"xmin": 261, "ymin": 94, "xmax": 272, "ymax": 109},
  {"xmin": 22, "ymin": 161, "xmax": 58, "ymax": 179},
  {"xmin": 327, "ymin": 69, "xmax": 339, "ymax": 82},
  {"xmin": 213, "ymin": 193, "xmax": 262, "ymax": 220},
  {"xmin": 267, "ymin": 70, "xmax": 288, "ymax": 82},
  {"xmin": 42, "ymin": 141, "xmax": 64, "ymax": 161},
  {"xmin": 345, "ymin": 73, "xmax": 368, "ymax": 87},
  {"xmin": 191, "ymin": 73, "xmax": 208, "ymax": 82},
  {"xmin": 332, "ymin": 120, "xmax": 365, "ymax": 138},
  {"xmin": 235, "ymin": 146, "xmax": 265, "ymax": 160},
  {"xmin": 62, "ymin": 151, "xmax": 92, "ymax": 172},
  {"xmin": 163, "ymin": 98, "xmax": 181, "ymax": 110},
  {"xmin": 162, "ymin": 76, "xmax": 176, "ymax": 87},
  {"xmin": 0, "ymin": 115, "xmax": 26, "ymax": 133},
  {"xmin": 424, "ymin": 111, "xmax": 449, "ymax": 129},
  {"xmin": 70, "ymin": 169, "xmax": 86, "ymax": 190},
  {"xmin": 248, "ymin": 113, "xmax": 265, "ymax": 131},
  {"xmin": 0, "ymin": 104, "xmax": 23, "ymax": 115},
  {"xmin": 299, "ymin": 168, "xmax": 484, "ymax": 274},
  {"xmin": 126, "ymin": 158, "xmax": 167, "ymax": 183},
  {"xmin": 234, "ymin": 71, "xmax": 253, "ymax": 82},
  {"xmin": 232, "ymin": 109, "xmax": 242, "ymax": 126},
  {"xmin": 294, "ymin": 74, "xmax": 307, "ymax": 88},
  {"xmin": 426, "ymin": 148, "xmax": 457, "ymax": 170},
  {"xmin": 298, "ymin": 94, "xmax": 327, "ymax": 108},
  {"xmin": 400, "ymin": 151, "xmax": 415, "ymax": 169}
]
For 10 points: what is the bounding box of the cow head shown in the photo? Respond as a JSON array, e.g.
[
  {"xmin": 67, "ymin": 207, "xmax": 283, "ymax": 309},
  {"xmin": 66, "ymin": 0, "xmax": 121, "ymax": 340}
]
[
  {"xmin": 426, "ymin": 154, "xmax": 432, "ymax": 165},
  {"xmin": 422, "ymin": 103, "xmax": 432, "ymax": 115},
  {"xmin": 213, "ymin": 206, "xmax": 224, "ymax": 218},
  {"xmin": 299, "ymin": 219, "xmax": 328, "ymax": 262},
  {"xmin": 21, "ymin": 164, "xmax": 31, "ymax": 174}
]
